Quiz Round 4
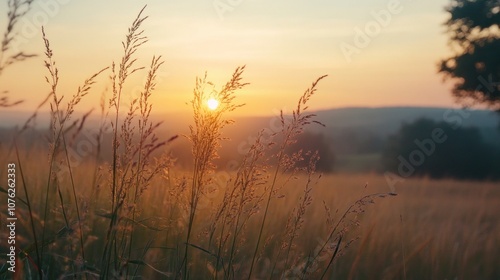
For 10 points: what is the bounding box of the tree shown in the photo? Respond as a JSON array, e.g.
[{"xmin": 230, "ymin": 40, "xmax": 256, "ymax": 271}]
[
  {"xmin": 439, "ymin": 0, "xmax": 500, "ymax": 110},
  {"xmin": 383, "ymin": 118, "xmax": 499, "ymax": 180}
]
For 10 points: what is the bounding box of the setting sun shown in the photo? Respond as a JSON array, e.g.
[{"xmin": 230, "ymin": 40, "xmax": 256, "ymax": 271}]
[{"xmin": 207, "ymin": 98, "xmax": 219, "ymax": 110}]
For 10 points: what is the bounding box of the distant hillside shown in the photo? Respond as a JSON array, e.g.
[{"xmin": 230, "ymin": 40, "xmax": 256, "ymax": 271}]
[
  {"xmin": 221, "ymin": 106, "xmax": 500, "ymax": 153},
  {"xmin": 2, "ymin": 106, "xmax": 499, "ymax": 162},
  {"xmin": 304, "ymin": 106, "xmax": 497, "ymax": 134},
  {"xmin": 2, "ymin": 106, "xmax": 498, "ymax": 128}
]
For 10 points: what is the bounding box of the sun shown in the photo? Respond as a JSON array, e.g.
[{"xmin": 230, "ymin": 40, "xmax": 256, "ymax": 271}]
[{"xmin": 207, "ymin": 98, "xmax": 219, "ymax": 110}]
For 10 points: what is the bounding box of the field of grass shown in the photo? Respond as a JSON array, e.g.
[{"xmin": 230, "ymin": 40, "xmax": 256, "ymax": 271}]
[
  {"xmin": 335, "ymin": 153, "xmax": 382, "ymax": 173},
  {"xmin": 1, "ymin": 150, "xmax": 499, "ymax": 279}
]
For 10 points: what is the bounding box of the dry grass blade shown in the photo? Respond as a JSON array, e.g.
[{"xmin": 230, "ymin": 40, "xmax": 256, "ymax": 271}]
[
  {"xmin": 181, "ymin": 66, "xmax": 248, "ymax": 279},
  {"xmin": 0, "ymin": 0, "xmax": 36, "ymax": 107},
  {"xmin": 248, "ymin": 75, "xmax": 327, "ymax": 280}
]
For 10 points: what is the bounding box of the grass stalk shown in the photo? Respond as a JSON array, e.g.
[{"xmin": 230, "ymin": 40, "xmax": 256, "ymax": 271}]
[
  {"xmin": 248, "ymin": 75, "xmax": 327, "ymax": 279},
  {"xmin": 15, "ymin": 144, "xmax": 43, "ymax": 279},
  {"xmin": 101, "ymin": 6, "xmax": 148, "ymax": 277},
  {"xmin": 181, "ymin": 66, "xmax": 247, "ymax": 279}
]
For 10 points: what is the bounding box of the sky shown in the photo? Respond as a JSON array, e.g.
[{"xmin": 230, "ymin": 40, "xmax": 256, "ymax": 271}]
[{"xmin": 0, "ymin": 0, "xmax": 459, "ymax": 116}]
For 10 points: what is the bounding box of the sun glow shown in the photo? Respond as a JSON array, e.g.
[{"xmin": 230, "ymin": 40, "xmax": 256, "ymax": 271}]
[{"xmin": 207, "ymin": 98, "xmax": 219, "ymax": 110}]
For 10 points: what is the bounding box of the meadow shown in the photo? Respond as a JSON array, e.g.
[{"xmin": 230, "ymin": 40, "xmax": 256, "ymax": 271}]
[
  {"xmin": 1, "ymin": 151, "xmax": 499, "ymax": 279},
  {"xmin": 1, "ymin": 4, "xmax": 500, "ymax": 280}
]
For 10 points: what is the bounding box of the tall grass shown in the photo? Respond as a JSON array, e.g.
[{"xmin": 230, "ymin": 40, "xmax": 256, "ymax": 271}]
[
  {"xmin": 97, "ymin": 7, "xmax": 173, "ymax": 279},
  {"xmin": 0, "ymin": 6, "xmax": 401, "ymax": 280},
  {"xmin": 180, "ymin": 65, "xmax": 247, "ymax": 279},
  {"xmin": 39, "ymin": 26, "xmax": 107, "ymax": 278},
  {"xmin": 247, "ymin": 75, "xmax": 327, "ymax": 279},
  {"xmin": 0, "ymin": 0, "xmax": 36, "ymax": 107}
]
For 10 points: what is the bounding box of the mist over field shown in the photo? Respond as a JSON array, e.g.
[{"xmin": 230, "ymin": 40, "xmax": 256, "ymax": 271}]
[{"xmin": 2, "ymin": 106, "xmax": 499, "ymax": 174}]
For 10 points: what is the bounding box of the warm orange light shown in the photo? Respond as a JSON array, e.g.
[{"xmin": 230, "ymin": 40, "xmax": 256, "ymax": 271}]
[{"xmin": 207, "ymin": 98, "xmax": 219, "ymax": 110}]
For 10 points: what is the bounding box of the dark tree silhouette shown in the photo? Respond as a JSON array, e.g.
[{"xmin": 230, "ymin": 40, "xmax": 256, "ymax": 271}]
[
  {"xmin": 383, "ymin": 118, "xmax": 499, "ymax": 180},
  {"xmin": 439, "ymin": 0, "xmax": 500, "ymax": 110}
]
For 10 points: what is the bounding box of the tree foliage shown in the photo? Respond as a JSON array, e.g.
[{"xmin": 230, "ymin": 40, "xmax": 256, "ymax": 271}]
[
  {"xmin": 439, "ymin": 0, "xmax": 500, "ymax": 110},
  {"xmin": 383, "ymin": 118, "xmax": 499, "ymax": 180}
]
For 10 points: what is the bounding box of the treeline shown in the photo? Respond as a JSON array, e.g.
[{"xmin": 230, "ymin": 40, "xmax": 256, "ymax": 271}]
[
  {"xmin": 275, "ymin": 117, "xmax": 500, "ymax": 180},
  {"xmin": 382, "ymin": 118, "xmax": 500, "ymax": 180},
  {"xmin": 1, "ymin": 116, "xmax": 499, "ymax": 180}
]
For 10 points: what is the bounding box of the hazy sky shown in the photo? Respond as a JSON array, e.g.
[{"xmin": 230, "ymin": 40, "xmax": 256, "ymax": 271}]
[{"xmin": 1, "ymin": 0, "xmax": 458, "ymax": 116}]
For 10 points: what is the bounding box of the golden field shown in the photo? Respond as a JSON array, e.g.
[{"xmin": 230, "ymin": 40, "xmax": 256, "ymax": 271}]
[{"xmin": 1, "ymin": 147, "xmax": 499, "ymax": 279}]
